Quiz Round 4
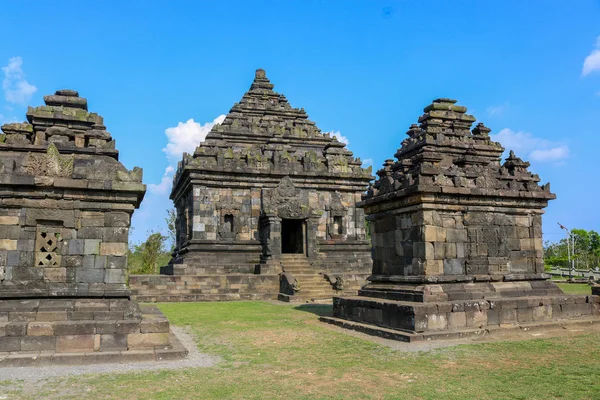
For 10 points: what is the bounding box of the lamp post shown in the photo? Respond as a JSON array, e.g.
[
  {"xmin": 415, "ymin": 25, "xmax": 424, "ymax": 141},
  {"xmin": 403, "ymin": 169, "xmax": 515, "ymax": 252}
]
[{"xmin": 558, "ymin": 223, "xmax": 575, "ymax": 280}]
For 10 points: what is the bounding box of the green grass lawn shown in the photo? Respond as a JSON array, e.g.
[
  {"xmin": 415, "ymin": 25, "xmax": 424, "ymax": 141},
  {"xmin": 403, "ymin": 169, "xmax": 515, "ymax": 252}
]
[
  {"xmin": 556, "ymin": 282, "xmax": 593, "ymax": 295},
  {"xmin": 12, "ymin": 301, "xmax": 600, "ymax": 400}
]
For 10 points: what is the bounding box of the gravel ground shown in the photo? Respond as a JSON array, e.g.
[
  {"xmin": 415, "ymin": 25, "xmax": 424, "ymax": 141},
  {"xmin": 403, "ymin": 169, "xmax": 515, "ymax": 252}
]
[{"xmin": 0, "ymin": 326, "xmax": 220, "ymax": 387}]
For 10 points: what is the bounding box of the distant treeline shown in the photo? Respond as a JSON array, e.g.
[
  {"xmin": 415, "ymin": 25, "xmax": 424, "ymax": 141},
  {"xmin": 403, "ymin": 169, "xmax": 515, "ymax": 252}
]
[{"xmin": 544, "ymin": 229, "xmax": 600, "ymax": 270}]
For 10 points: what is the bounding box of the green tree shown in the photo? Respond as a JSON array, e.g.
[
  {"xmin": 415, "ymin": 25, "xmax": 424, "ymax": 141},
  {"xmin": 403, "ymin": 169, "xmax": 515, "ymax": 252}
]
[
  {"xmin": 165, "ymin": 208, "xmax": 176, "ymax": 251},
  {"xmin": 128, "ymin": 230, "xmax": 170, "ymax": 274}
]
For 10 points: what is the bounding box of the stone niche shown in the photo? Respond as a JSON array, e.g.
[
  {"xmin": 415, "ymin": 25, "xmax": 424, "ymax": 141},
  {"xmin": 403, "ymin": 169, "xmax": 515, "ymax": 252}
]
[
  {"xmin": 132, "ymin": 70, "xmax": 374, "ymax": 303},
  {"xmin": 0, "ymin": 90, "xmax": 185, "ymax": 364},
  {"xmin": 321, "ymin": 98, "xmax": 600, "ymax": 341}
]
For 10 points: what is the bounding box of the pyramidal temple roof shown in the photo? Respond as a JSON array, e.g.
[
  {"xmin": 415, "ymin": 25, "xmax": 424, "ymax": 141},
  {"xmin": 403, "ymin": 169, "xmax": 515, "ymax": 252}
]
[
  {"xmin": 202, "ymin": 69, "xmax": 322, "ymax": 146},
  {"xmin": 362, "ymin": 98, "xmax": 555, "ymax": 203},
  {"xmin": 172, "ymin": 70, "xmax": 372, "ymax": 193}
]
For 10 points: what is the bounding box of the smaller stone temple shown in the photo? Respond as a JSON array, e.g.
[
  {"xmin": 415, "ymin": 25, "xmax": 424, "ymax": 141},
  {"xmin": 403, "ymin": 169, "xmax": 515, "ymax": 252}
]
[
  {"xmin": 321, "ymin": 98, "xmax": 600, "ymax": 341},
  {"xmin": 0, "ymin": 90, "xmax": 185, "ymax": 365},
  {"xmin": 130, "ymin": 69, "xmax": 373, "ymax": 302}
]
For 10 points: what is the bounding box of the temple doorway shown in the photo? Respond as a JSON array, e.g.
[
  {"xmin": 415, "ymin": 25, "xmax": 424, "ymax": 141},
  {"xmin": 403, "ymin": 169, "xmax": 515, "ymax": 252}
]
[{"xmin": 281, "ymin": 219, "xmax": 305, "ymax": 254}]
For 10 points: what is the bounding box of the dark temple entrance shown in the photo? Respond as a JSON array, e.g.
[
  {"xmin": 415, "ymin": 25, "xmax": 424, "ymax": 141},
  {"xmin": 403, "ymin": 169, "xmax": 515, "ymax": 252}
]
[{"xmin": 281, "ymin": 219, "xmax": 305, "ymax": 254}]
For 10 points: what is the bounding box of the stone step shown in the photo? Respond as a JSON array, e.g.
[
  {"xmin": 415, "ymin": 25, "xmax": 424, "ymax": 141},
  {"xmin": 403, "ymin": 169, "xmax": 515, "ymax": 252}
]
[{"xmin": 320, "ymin": 315, "xmax": 600, "ymax": 343}]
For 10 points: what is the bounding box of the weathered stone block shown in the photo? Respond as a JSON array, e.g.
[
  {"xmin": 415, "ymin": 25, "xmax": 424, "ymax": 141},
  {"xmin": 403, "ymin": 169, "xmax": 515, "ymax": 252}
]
[
  {"xmin": 75, "ymin": 269, "xmax": 104, "ymax": 283},
  {"xmin": 56, "ymin": 335, "xmax": 94, "ymax": 353},
  {"xmin": 127, "ymin": 333, "xmax": 170, "ymax": 349},
  {"xmin": 443, "ymin": 259, "xmax": 464, "ymax": 275},
  {"xmin": 427, "ymin": 313, "xmax": 448, "ymax": 330},
  {"xmin": 105, "ymin": 212, "xmax": 130, "ymax": 227},
  {"xmin": 104, "ymin": 269, "xmax": 125, "ymax": 284},
  {"xmin": 499, "ymin": 309, "xmax": 517, "ymax": 324},
  {"xmin": 9, "ymin": 311, "xmax": 36, "ymax": 322},
  {"xmin": 53, "ymin": 321, "xmax": 96, "ymax": 336},
  {"xmin": 27, "ymin": 322, "xmax": 54, "ymax": 336},
  {"xmin": 0, "ymin": 216, "xmax": 19, "ymax": 225},
  {"xmin": 63, "ymin": 255, "xmax": 83, "ymax": 268},
  {"xmin": 67, "ymin": 239, "xmax": 85, "ymax": 255},
  {"xmin": 446, "ymin": 229, "xmax": 467, "ymax": 243},
  {"xmin": 21, "ymin": 336, "xmax": 56, "ymax": 351},
  {"xmin": 448, "ymin": 312, "xmax": 467, "ymax": 329},
  {"xmin": 517, "ymin": 308, "xmax": 533, "ymax": 323},
  {"xmin": 0, "ymin": 239, "xmax": 17, "ymax": 251},
  {"xmin": 84, "ymin": 239, "xmax": 101, "ymax": 255},
  {"xmin": 36, "ymin": 311, "xmax": 68, "ymax": 321},
  {"xmin": 103, "ymin": 227, "xmax": 128, "ymax": 243},
  {"xmin": 96, "ymin": 321, "xmax": 117, "ymax": 334},
  {"xmin": 106, "ymin": 256, "xmax": 127, "ymax": 269},
  {"xmin": 75, "ymin": 299, "xmax": 109, "ymax": 312},
  {"xmin": 0, "ymin": 336, "xmax": 21, "ymax": 352},
  {"xmin": 6, "ymin": 322, "xmax": 27, "ymax": 336},
  {"xmin": 92, "ymin": 311, "xmax": 123, "ymax": 320},
  {"xmin": 100, "ymin": 334, "xmax": 127, "ymax": 350},
  {"xmin": 94, "ymin": 256, "xmax": 107, "ymax": 269},
  {"xmin": 140, "ymin": 319, "xmax": 169, "ymax": 333},
  {"xmin": 44, "ymin": 268, "xmax": 67, "ymax": 282},
  {"xmin": 466, "ymin": 310, "xmax": 487, "ymax": 328},
  {"xmin": 99, "ymin": 242, "xmax": 127, "ymax": 256}
]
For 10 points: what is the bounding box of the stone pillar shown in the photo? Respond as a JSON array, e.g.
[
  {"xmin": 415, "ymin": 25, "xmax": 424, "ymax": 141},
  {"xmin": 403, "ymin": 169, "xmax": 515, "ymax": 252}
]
[
  {"xmin": 262, "ymin": 215, "xmax": 281, "ymax": 258},
  {"xmin": 307, "ymin": 216, "xmax": 320, "ymax": 259}
]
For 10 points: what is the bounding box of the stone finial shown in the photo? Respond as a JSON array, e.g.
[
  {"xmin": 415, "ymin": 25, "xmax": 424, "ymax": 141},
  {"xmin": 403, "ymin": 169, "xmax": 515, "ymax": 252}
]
[
  {"xmin": 423, "ymin": 98, "xmax": 467, "ymax": 114},
  {"xmin": 43, "ymin": 89, "xmax": 88, "ymax": 111},
  {"xmin": 255, "ymin": 69, "xmax": 266, "ymax": 79},
  {"xmin": 472, "ymin": 122, "xmax": 491, "ymax": 136},
  {"xmin": 503, "ymin": 150, "xmax": 530, "ymax": 172},
  {"xmin": 250, "ymin": 69, "xmax": 274, "ymax": 91},
  {"xmin": 407, "ymin": 124, "xmax": 421, "ymax": 138},
  {"xmin": 55, "ymin": 89, "xmax": 79, "ymax": 97},
  {"xmin": 433, "ymin": 98, "xmax": 457, "ymax": 104}
]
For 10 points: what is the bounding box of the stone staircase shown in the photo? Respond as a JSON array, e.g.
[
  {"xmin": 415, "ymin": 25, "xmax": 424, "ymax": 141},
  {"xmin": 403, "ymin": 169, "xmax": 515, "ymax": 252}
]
[{"xmin": 277, "ymin": 254, "xmax": 364, "ymax": 303}]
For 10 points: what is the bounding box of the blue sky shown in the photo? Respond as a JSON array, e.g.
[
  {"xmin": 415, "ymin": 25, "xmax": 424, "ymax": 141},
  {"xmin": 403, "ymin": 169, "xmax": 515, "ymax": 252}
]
[{"xmin": 1, "ymin": 1, "xmax": 599, "ymax": 246}]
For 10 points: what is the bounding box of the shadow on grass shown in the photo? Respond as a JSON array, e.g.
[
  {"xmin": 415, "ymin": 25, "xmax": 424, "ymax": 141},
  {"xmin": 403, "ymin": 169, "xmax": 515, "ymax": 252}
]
[{"xmin": 293, "ymin": 303, "xmax": 333, "ymax": 317}]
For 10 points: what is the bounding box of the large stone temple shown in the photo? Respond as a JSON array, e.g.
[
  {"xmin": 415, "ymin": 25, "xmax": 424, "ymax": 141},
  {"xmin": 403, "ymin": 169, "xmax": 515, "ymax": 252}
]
[
  {"xmin": 0, "ymin": 90, "xmax": 185, "ymax": 364},
  {"xmin": 321, "ymin": 98, "xmax": 600, "ymax": 340},
  {"xmin": 131, "ymin": 69, "xmax": 373, "ymax": 302}
]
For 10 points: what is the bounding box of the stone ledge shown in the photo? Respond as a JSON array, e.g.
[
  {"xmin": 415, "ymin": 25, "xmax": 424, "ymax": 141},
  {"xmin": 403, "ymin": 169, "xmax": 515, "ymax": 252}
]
[
  {"xmin": 0, "ymin": 330, "xmax": 187, "ymax": 367},
  {"xmin": 320, "ymin": 315, "xmax": 600, "ymax": 343}
]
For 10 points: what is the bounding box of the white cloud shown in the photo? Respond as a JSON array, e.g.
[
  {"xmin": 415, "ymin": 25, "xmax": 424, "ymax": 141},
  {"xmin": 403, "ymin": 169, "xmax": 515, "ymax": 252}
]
[
  {"xmin": 529, "ymin": 146, "xmax": 570, "ymax": 162},
  {"xmin": 327, "ymin": 130, "xmax": 349, "ymax": 145},
  {"xmin": 162, "ymin": 115, "xmax": 225, "ymax": 162},
  {"xmin": 486, "ymin": 101, "xmax": 509, "ymax": 117},
  {"xmin": 583, "ymin": 50, "xmax": 600, "ymax": 77},
  {"xmin": 2, "ymin": 57, "xmax": 37, "ymax": 105},
  {"xmin": 362, "ymin": 158, "xmax": 373, "ymax": 167},
  {"xmin": 582, "ymin": 36, "xmax": 600, "ymax": 76},
  {"xmin": 148, "ymin": 115, "xmax": 225, "ymax": 195},
  {"xmin": 491, "ymin": 128, "xmax": 569, "ymax": 164},
  {"xmin": 148, "ymin": 165, "xmax": 175, "ymax": 195}
]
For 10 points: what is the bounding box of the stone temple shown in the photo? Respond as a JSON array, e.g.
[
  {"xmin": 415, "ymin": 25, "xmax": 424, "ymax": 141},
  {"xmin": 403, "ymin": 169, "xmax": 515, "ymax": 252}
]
[
  {"xmin": 321, "ymin": 98, "xmax": 600, "ymax": 340},
  {"xmin": 131, "ymin": 69, "xmax": 373, "ymax": 302},
  {"xmin": 0, "ymin": 90, "xmax": 185, "ymax": 364}
]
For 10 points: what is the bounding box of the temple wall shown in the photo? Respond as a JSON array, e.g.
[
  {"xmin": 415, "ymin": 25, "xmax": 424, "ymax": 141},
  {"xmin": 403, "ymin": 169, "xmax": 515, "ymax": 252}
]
[
  {"xmin": 185, "ymin": 186, "xmax": 258, "ymax": 243},
  {"xmin": 369, "ymin": 205, "xmax": 544, "ymax": 278},
  {"xmin": 174, "ymin": 185, "xmax": 367, "ymax": 252},
  {"xmin": 0, "ymin": 203, "xmax": 131, "ymax": 298},
  {"xmin": 130, "ymin": 274, "xmax": 279, "ymax": 302}
]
